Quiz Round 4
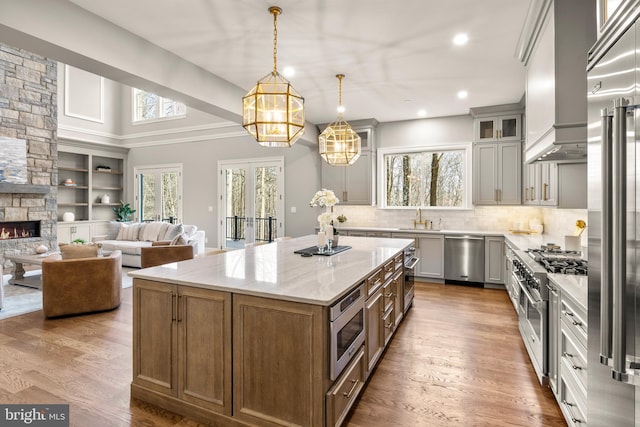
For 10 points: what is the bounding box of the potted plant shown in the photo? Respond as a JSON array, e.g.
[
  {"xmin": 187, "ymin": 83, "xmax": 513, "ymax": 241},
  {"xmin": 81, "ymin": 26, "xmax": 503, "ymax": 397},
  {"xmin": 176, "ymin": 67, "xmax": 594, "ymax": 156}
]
[{"xmin": 113, "ymin": 200, "xmax": 136, "ymax": 222}]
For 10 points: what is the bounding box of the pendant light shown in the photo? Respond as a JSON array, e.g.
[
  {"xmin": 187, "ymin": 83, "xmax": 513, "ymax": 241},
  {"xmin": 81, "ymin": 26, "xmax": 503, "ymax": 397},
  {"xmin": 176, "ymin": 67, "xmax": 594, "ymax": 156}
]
[
  {"xmin": 242, "ymin": 6, "xmax": 305, "ymax": 147},
  {"xmin": 318, "ymin": 74, "xmax": 361, "ymax": 165}
]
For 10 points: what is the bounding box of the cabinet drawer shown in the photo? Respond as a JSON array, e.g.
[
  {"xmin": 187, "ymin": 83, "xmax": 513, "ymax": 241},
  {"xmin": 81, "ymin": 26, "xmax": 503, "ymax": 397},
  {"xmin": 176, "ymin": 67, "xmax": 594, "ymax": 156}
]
[
  {"xmin": 561, "ymin": 321, "xmax": 588, "ymax": 391},
  {"xmin": 366, "ymin": 269, "xmax": 383, "ymax": 297},
  {"xmin": 559, "ymin": 366, "xmax": 587, "ymax": 427},
  {"xmin": 383, "ymin": 260, "xmax": 394, "ymax": 281},
  {"xmin": 394, "ymin": 253, "xmax": 404, "ymax": 271},
  {"xmin": 326, "ymin": 346, "xmax": 365, "ymax": 427},
  {"xmin": 560, "ymin": 296, "xmax": 587, "ymax": 348}
]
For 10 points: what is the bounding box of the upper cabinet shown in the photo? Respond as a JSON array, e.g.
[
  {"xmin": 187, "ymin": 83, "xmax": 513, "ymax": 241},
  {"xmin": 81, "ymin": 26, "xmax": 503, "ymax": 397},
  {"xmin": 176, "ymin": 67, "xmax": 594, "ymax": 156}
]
[
  {"xmin": 516, "ymin": 0, "xmax": 595, "ymax": 163},
  {"xmin": 524, "ymin": 160, "xmax": 587, "ymax": 208},
  {"xmin": 320, "ymin": 120, "xmax": 378, "ymax": 206},
  {"xmin": 473, "ymin": 142, "xmax": 522, "ymax": 205},
  {"xmin": 474, "ymin": 114, "xmax": 521, "ymax": 142}
]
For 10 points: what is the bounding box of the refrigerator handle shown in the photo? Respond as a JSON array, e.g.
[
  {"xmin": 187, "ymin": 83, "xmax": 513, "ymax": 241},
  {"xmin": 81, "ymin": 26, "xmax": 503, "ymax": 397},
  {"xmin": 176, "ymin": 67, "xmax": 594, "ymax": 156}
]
[
  {"xmin": 600, "ymin": 107, "xmax": 613, "ymax": 367},
  {"xmin": 611, "ymin": 98, "xmax": 629, "ymax": 382}
]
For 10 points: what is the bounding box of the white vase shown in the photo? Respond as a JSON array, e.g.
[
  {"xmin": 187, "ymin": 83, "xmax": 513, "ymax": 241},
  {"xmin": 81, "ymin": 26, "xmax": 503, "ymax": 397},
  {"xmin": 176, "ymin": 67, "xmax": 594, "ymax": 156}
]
[
  {"xmin": 62, "ymin": 212, "xmax": 75, "ymax": 222},
  {"xmin": 101, "ymin": 194, "xmax": 110, "ymax": 204}
]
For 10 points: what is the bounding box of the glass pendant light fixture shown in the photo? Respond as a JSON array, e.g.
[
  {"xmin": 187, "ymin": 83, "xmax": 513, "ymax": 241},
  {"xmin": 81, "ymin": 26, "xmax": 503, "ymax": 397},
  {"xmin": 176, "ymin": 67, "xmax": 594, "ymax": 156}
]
[
  {"xmin": 242, "ymin": 6, "xmax": 305, "ymax": 147},
  {"xmin": 319, "ymin": 74, "xmax": 361, "ymax": 165}
]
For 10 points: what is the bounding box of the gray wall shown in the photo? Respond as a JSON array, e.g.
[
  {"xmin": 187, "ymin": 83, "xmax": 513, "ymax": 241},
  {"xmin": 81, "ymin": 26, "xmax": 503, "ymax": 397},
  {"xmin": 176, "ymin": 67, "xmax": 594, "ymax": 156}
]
[{"xmin": 377, "ymin": 115, "xmax": 473, "ymax": 148}]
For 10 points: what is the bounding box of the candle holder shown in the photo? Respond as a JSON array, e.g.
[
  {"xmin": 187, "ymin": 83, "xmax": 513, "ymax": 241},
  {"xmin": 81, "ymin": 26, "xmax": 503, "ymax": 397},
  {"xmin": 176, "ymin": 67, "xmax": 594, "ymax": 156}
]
[{"xmin": 326, "ymin": 239, "xmax": 333, "ymax": 254}]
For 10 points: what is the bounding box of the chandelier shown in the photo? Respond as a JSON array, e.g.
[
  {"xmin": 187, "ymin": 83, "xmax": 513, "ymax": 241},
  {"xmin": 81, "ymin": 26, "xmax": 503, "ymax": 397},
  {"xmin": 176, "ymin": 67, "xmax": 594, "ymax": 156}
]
[
  {"xmin": 318, "ymin": 74, "xmax": 361, "ymax": 165},
  {"xmin": 242, "ymin": 6, "xmax": 305, "ymax": 147}
]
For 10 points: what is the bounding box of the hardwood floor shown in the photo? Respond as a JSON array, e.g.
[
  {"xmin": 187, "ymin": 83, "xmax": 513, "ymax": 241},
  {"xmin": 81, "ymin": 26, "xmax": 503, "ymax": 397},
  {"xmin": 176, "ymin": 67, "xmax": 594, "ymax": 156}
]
[{"xmin": 0, "ymin": 281, "xmax": 564, "ymax": 426}]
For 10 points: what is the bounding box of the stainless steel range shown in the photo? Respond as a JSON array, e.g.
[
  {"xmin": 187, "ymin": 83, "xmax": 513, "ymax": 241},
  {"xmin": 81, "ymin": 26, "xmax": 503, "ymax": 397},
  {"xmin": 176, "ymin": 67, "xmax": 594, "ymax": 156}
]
[
  {"xmin": 510, "ymin": 249, "xmax": 549, "ymax": 385},
  {"xmin": 527, "ymin": 248, "xmax": 588, "ymax": 276}
]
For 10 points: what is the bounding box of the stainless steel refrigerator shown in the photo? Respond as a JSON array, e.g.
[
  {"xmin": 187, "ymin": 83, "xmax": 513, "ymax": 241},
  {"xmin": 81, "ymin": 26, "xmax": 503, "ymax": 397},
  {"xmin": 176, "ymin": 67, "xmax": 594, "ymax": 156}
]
[{"xmin": 587, "ymin": 12, "xmax": 640, "ymax": 427}]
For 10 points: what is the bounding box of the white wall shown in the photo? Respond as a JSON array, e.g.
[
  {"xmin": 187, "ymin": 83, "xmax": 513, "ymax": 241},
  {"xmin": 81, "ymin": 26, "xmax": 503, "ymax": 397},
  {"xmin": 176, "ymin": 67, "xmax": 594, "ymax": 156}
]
[{"xmin": 126, "ymin": 135, "xmax": 321, "ymax": 246}]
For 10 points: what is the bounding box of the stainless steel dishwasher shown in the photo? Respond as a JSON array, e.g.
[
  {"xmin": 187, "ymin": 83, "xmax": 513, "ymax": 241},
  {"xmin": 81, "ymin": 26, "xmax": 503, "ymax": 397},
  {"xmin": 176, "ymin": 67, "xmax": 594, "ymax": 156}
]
[{"xmin": 444, "ymin": 235, "xmax": 485, "ymax": 284}]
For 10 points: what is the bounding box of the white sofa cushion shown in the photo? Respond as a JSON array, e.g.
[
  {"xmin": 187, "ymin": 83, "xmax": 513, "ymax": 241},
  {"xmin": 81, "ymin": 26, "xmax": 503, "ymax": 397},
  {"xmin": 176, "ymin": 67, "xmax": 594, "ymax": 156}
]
[
  {"xmin": 100, "ymin": 239, "xmax": 153, "ymax": 255},
  {"xmin": 161, "ymin": 223, "xmax": 184, "ymax": 241},
  {"xmin": 116, "ymin": 223, "xmax": 141, "ymax": 241},
  {"xmin": 139, "ymin": 222, "xmax": 169, "ymax": 242}
]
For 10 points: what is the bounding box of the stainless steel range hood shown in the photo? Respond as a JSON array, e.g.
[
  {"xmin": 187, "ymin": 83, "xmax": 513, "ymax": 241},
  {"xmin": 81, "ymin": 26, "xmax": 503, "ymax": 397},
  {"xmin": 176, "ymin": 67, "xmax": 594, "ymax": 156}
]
[{"xmin": 524, "ymin": 122, "xmax": 588, "ymax": 163}]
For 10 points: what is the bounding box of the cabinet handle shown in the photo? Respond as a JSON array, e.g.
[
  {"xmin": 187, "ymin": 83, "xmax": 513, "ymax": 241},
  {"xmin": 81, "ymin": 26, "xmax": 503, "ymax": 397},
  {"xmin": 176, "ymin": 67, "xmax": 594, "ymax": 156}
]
[
  {"xmin": 563, "ymin": 352, "xmax": 582, "ymax": 370},
  {"xmin": 495, "ymin": 189, "xmax": 498, "ymax": 202},
  {"xmin": 543, "ymin": 183, "xmax": 549, "ymax": 201},
  {"xmin": 562, "ymin": 309, "xmax": 582, "ymax": 326},
  {"xmin": 343, "ymin": 379, "xmax": 359, "ymax": 399},
  {"xmin": 524, "ymin": 187, "xmax": 529, "ymax": 201},
  {"xmin": 171, "ymin": 293, "xmax": 177, "ymax": 322},
  {"xmin": 385, "ymin": 321, "xmax": 393, "ymax": 329},
  {"xmin": 562, "ymin": 400, "xmax": 583, "ymax": 424},
  {"xmin": 530, "ymin": 186, "xmax": 535, "ymax": 201},
  {"xmin": 385, "ymin": 292, "xmax": 394, "ymax": 298},
  {"xmin": 177, "ymin": 295, "xmax": 183, "ymax": 322},
  {"xmin": 343, "ymin": 191, "xmax": 347, "ymax": 202}
]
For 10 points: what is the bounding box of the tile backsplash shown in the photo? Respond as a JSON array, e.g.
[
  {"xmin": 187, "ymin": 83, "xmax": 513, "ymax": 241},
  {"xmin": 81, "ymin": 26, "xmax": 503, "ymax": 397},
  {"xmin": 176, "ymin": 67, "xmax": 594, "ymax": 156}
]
[{"xmin": 333, "ymin": 205, "xmax": 588, "ymax": 249}]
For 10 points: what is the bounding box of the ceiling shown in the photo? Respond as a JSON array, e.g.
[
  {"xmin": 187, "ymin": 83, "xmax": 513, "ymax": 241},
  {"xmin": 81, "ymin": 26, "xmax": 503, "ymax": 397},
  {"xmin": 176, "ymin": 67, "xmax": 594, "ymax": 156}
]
[{"xmin": 69, "ymin": 0, "xmax": 530, "ymax": 125}]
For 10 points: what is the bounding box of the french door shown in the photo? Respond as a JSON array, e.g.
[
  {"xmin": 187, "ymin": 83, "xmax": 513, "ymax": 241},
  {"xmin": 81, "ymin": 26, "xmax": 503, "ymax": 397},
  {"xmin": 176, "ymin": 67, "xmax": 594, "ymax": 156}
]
[
  {"xmin": 134, "ymin": 164, "xmax": 183, "ymax": 223},
  {"xmin": 218, "ymin": 158, "xmax": 284, "ymax": 248}
]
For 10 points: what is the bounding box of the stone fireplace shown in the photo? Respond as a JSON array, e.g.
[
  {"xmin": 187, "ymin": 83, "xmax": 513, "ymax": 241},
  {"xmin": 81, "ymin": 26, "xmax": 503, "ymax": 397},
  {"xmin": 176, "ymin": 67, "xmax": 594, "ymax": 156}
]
[
  {"xmin": 0, "ymin": 44, "xmax": 57, "ymax": 267},
  {"xmin": 0, "ymin": 221, "xmax": 41, "ymax": 240}
]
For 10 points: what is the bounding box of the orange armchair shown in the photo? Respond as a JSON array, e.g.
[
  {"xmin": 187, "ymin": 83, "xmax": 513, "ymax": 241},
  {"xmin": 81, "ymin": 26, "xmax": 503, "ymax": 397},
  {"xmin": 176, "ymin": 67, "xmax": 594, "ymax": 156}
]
[{"xmin": 41, "ymin": 250, "xmax": 122, "ymax": 318}]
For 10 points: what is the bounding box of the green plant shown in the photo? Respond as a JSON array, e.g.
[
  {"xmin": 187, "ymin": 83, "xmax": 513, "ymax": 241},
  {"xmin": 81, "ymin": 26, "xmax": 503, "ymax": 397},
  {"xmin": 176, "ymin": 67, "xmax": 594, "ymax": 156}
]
[
  {"xmin": 113, "ymin": 200, "xmax": 136, "ymax": 222},
  {"xmin": 72, "ymin": 238, "xmax": 86, "ymax": 244}
]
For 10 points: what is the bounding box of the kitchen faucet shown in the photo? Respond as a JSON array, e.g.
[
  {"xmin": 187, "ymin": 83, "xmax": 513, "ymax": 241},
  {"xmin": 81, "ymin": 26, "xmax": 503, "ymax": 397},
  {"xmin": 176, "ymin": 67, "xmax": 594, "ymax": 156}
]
[{"xmin": 414, "ymin": 208, "xmax": 426, "ymax": 229}]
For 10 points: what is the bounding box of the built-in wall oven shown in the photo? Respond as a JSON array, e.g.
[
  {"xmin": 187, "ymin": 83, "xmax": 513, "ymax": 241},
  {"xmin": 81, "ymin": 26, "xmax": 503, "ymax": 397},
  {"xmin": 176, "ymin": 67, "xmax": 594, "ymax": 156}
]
[
  {"xmin": 510, "ymin": 250, "xmax": 549, "ymax": 385},
  {"xmin": 403, "ymin": 246, "xmax": 419, "ymax": 313},
  {"xmin": 329, "ymin": 283, "xmax": 365, "ymax": 380}
]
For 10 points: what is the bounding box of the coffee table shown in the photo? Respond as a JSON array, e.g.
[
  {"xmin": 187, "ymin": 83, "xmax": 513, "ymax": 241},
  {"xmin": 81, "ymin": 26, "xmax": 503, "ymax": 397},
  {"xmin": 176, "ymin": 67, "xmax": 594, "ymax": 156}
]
[{"xmin": 4, "ymin": 252, "xmax": 58, "ymax": 290}]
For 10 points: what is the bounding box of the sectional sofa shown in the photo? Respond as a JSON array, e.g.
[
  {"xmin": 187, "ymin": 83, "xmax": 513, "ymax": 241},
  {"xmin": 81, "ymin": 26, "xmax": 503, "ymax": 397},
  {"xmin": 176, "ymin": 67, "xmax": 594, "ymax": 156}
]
[{"xmin": 94, "ymin": 221, "xmax": 205, "ymax": 268}]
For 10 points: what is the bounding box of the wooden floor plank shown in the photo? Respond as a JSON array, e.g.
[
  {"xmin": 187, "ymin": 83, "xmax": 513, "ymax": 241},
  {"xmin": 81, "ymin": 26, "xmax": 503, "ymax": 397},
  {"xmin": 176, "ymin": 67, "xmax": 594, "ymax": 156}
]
[{"xmin": 0, "ymin": 281, "xmax": 564, "ymax": 426}]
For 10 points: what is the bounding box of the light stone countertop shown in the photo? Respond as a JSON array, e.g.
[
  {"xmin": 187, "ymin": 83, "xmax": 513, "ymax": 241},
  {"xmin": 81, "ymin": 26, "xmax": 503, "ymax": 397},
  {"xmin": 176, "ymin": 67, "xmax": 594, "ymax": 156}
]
[
  {"xmin": 129, "ymin": 235, "xmax": 413, "ymax": 306},
  {"xmin": 338, "ymin": 226, "xmax": 505, "ymax": 236},
  {"xmin": 548, "ymin": 273, "xmax": 588, "ymax": 312}
]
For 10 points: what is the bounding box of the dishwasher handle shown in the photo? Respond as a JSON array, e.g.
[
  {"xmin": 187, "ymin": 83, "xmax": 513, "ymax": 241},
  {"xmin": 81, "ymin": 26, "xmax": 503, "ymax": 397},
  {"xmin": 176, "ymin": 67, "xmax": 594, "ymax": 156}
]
[{"xmin": 444, "ymin": 235, "xmax": 485, "ymax": 241}]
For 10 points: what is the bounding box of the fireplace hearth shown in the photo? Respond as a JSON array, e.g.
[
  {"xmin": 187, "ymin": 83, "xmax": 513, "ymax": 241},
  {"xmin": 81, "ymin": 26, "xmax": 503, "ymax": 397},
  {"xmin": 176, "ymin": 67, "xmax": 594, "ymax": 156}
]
[{"xmin": 0, "ymin": 221, "xmax": 41, "ymax": 240}]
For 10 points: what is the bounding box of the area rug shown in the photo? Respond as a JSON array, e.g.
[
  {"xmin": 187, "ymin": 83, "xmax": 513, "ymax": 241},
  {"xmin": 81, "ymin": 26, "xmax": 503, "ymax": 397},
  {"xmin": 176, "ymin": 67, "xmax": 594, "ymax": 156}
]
[{"xmin": 0, "ymin": 267, "xmax": 136, "ymax": 321}]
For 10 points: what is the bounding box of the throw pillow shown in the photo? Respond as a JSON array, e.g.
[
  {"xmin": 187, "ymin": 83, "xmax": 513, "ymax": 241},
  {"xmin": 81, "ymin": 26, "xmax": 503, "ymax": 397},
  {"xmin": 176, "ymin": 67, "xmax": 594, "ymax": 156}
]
[
  {"xmin": 116, "ymin": 222, "xmax": 140, "ymax": 241},
  {"xmin": 140, "ymin": 222, "xmax": 168, "ymax": 242},
  {"xmin": 182, "ymin": 225, "xmax": 198, "ymax": 238},
  {"xmin": 105, "ymin": 221, "xmax": 121, "ymax": 240},
  {"xmin": 60, "ymin": 243, "xmax": 99, "ymax": 260},
  {"xmin": 162, "ymin": 223, "xmax": 184, "ymax": 241},
  {"xmin": 170, "ymin": 233, "xmax": 188, "ymax": 246}
]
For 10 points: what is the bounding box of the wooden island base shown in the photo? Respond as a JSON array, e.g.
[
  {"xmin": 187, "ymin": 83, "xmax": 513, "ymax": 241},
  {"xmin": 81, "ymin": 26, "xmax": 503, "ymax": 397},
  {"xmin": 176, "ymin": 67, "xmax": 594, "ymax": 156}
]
[{"xmin": 130, "ymin": 236, "xmax": 410, "ymax": 427}]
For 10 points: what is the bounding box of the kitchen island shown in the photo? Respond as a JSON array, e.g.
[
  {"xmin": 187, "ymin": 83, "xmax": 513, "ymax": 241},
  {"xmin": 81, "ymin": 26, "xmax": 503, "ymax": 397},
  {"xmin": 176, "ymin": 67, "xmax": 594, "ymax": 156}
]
[{"xmin": 129, "ymin": 235, "xmax": 412, "ymax": 427}]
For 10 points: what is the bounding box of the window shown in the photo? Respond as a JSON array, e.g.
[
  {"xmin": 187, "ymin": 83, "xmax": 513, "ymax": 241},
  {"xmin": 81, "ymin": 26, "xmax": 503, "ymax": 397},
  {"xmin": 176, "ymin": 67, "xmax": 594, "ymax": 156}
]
[
  {"xmin": 380, "ymin": 145, "xmax": 471, "ymax": 209},
  {"xmin": 134, "ymin": 165, "xmax": 183, "ymax": 223},
  {"xmin": 132, "ymin": 88, "xmax": 186, "ymax": 122}
]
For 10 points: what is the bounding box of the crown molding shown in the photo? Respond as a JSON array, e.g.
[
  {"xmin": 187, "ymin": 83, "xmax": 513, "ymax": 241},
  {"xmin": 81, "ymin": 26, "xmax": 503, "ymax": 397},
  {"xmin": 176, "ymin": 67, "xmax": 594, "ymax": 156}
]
[{"xmin": 515, "ymin": 0, "xmax": 552, "ymax": 66}]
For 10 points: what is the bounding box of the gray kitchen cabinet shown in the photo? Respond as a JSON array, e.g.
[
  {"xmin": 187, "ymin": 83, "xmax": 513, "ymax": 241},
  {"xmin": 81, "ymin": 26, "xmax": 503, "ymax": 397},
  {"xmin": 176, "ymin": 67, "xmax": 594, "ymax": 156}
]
[
  {"xmin": 484, "ymin": 236, "xmax": 505, "ymax": 285},
  {"xmin": 416, "ymin": 234, "xmax": 444, "ymax": 279},
  {"xmin": 57, "ymin": 223, "xmax": 91, "ymax": 244},
  {"xmin": 473, "ymin": 114, "xmax": 521, "ymax": 142},
  {"xmin": 473, "ymin": 142, "xmax": 522, "ymax": 205},
  {"xmin": 523, "ymin": 162, "xmax": 557, "ymax": 206},
  {"xmin": 321, "ymin": 128, "xmax": 376, "ymax": 206},
  {"xmin": 523, "ymin": 162, "xmax": 586, "ymax": 208}
]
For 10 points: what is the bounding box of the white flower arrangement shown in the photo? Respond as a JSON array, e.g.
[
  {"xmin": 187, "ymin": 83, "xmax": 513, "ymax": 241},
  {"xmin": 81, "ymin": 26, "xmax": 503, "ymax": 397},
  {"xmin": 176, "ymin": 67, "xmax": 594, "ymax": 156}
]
[
  {"xmin": 309, "ymin": 189, "xmax": 339, "ymax": 208},
  {"xmin": 318, "ymin": 211, "xmax": 334, "ymax": 229}
]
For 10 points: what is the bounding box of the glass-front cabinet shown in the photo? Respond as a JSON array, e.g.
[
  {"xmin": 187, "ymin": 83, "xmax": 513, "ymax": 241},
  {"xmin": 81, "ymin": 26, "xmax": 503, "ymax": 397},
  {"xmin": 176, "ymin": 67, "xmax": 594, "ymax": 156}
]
[{"xmin": 474, "ymin": 114, "xmax": 521, "ymax": 142}]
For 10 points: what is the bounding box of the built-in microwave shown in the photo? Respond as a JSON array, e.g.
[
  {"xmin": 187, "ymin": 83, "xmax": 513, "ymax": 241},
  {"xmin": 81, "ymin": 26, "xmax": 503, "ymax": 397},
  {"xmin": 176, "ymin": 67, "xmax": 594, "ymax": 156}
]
[{"xmin": 329, "ymin": 283, "xmax": 365, "ymax": 380}]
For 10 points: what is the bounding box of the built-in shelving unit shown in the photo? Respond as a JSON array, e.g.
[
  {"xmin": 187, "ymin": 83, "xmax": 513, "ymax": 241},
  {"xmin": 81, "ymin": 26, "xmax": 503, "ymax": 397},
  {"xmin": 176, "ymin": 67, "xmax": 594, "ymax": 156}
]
[{"xmin": 57, "ymin": 150, "xmax": 126, "ymax": 223}]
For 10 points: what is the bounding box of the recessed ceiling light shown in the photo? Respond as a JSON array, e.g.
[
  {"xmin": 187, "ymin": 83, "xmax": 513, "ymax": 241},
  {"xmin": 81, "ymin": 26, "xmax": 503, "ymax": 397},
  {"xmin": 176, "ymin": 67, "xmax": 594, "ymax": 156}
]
[
  {"xmin": 453, "ymin": 33, "xmax": 469, "ymax": 46},
  {"xmin": 457, "ymin": 90, "xmax": 468, "ymax": 99},
  {"xmin": 282, "ymin": 66, "xmax": 295, "ymax": 77},
  {"xmin": 417, "ymin": 109, "xmax": 427, "ymax": 117}
]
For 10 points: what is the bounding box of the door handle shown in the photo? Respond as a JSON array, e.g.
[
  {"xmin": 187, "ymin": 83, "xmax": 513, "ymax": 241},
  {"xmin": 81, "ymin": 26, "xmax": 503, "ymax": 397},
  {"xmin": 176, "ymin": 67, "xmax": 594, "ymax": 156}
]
[
  {"xmin": 600, "ymin": 106, "xmax": 613, "ymax": 367},
  {"xmin": 611, "ymin": 98, "xmax": 629, "ymax": 381}
]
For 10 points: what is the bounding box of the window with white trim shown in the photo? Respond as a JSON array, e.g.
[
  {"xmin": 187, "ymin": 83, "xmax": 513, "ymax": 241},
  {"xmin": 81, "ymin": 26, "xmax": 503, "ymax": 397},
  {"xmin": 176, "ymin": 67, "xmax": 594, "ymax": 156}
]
[
  {"xmin": 380, "ymin": 145, "xmax": 471, "ymax": 208},
  {"xmin": 132, "ymin": 88, "xmax": 186, "ymax": 122}
]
